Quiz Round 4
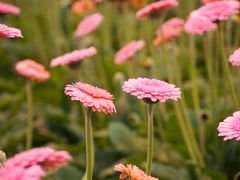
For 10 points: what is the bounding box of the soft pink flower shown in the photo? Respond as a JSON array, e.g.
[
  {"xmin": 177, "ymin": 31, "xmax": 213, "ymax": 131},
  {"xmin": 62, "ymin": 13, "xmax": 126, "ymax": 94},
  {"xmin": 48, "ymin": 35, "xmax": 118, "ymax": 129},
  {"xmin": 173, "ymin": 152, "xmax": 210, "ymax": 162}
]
[
  {"xmin": 136, "ymin": 0, "xmax": 178, "ymax": 19},
  {"xmin": 229, "ymin": 48, "xmax": 240, "ymax": 67},
  {"xmin": 122, "ymin": 78, "xmax": 181, "ymax": 103},
  {"xmin": 0, "ymin": 24, "xmax": 22, "ymax": 38},
  {"xmin": 65, "ymin": 82, "xmax": 116, "ymax": 114},
  {"xmin": 50, "ymin": 47, "xmax": 97, "ymax": 67},
  {"xmin": 153, "ymin": 17, "xmax": 184, "ymax": 46},
  {"xmin": 218, "ymin": 111, "xmax": 240, "ymax": 141},
  {"xmin": 115, "ymin": 40, "xmax": 145, "ymax": 65},
  {"xmin": 114, "ymin": 164, "xmax": 159, "ymax": 180},
  {"xmin": 16, "ymin": 60, "xmax": 50, "ymax": 82},
  {"xmin": 0, "ymin": 2, "xmax": 20, "ymax": 15},
  {"xmin": 75, "ymin": 12, "xmax": 104, "ymax": 38}
]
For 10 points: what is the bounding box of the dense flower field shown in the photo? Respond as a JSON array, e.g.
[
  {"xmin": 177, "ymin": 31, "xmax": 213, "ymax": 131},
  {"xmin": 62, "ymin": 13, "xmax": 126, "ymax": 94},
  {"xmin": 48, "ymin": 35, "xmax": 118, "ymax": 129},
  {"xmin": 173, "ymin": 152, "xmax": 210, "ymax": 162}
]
[{"xmin": 1, "ymin": 0, "xmax": 240, "ymax": 179}]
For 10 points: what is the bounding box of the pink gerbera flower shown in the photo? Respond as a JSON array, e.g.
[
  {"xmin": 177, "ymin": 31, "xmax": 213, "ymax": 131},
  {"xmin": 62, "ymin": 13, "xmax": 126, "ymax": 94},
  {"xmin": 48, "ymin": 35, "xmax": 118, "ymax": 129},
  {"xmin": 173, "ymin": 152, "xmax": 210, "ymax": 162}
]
[
  {"xmin": 114, "ymin": 164, "xmax": 159, "ymax": 180},
  {"xmin": 0, "ymin": 24, "xmax": 22, "ymax": 38},
  {"xmin": 65, "ymin": 82, "xmax": 116, "ymax": 114},
  {"xmin": 122, "ymin": 78, "xmax": 181, "ymax": 103},
  {"xmin": 218, "ymin": 111, "xmax": 240, "ymax": 141},
  {"xmin": 16, "ymin": 59, "xmax": 50, "ymax": 82},
  {"xmin": 115, "ymin": 40, "xmax": 145, "ymax": 65},
  {"xmin": 0, "ymin": 1, "xmax": 20, "ymax": 15},
  {"xmin": 229, "ymin": 48, "xmax": 240, "ymax": 67},
  {"xmin": 50, "ymin": 47, "xmax": 97, "ymax": 67},
  {"xmin": 136, "ymin": 0, "xmax": 178, "ymax": 20},
  {"xmin": 75, "ymin": 12, "xmax": 104, "ymax": 38}
]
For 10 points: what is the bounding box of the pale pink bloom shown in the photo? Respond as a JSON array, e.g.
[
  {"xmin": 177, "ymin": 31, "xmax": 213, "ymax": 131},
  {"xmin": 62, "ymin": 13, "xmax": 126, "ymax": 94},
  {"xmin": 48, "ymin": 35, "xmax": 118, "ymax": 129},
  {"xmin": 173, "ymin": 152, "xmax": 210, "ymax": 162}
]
[
  {"xmin": 4, "ymin": 147, "xmax": 71, "ymax": 171},
  {"xmin": 16, "ymin": 60, "xmax": 50, "ymax": 82},
  {"xmin": 136, "ymin": 0, "xmax": 178, "ymax": 19},
  {"xmin": 115, "ymin": 40, "xmax": 145, "ymax": 65},
  {"xmin": 65, "ymin": 82, "xmax": 116, "ymax": 114},
  {"xmin": 229, "ymin": 48, "xmax": 240, "ymax": 67},
  {"xmin": 153, "ymin": 17, "xmax": 184, "ymax": 46},
  {"xmin": 122, "ymin": 78, "xmax": 181, "ymax": 103},
  {"xmin": 218, "ymin": 111, "xmax": 240, "ymax": 141},
  {"xmin": 75, "ymin": 12, "xmax": 104, "ymax": 38},
  {"xmin": 50, "ymin": 47, "xmax": 97, "ymax": 67},
  {"xmin": 0, "ymin": 2, "xmax": 20, "ymax": 15},
  {"xmin": 114, "ymin": 164, "xmax": 159, "ymax": 180},
  {"xmin": 0, "ymin": 24, "xmax": 22, "ymax": 38},
  {"xmin": 201, "ymin": 0, "xmax": 219, "ymax": 4}
]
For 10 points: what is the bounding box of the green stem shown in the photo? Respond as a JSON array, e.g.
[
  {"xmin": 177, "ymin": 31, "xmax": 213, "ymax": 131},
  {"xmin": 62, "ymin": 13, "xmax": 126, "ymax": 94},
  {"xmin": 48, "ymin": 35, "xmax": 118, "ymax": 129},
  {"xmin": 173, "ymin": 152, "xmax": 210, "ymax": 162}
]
[
  {"xmin": 26, "ymin": 79, "xmax": 33, "ymax": 150},
  {"xmin": 146, "ymin": 104, "xmax": 154, "ymax": 175}
]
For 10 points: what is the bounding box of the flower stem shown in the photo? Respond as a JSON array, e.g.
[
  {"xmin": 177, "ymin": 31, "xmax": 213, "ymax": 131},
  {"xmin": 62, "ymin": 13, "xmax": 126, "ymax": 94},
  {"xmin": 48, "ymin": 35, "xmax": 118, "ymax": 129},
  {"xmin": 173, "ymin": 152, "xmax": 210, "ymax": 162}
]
[
  {"xmin": 26, "ymin": 79, "xmax": 33, "ymax": 150},
  {"xmin": 146, "ymin": 104, "xmax": 153, "ymax": 175}
]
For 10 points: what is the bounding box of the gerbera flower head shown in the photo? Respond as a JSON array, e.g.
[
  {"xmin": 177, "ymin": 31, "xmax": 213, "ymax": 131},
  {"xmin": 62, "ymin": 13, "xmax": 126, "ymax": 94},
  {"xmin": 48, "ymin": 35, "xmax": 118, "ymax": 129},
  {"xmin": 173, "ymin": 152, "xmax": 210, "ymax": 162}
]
[
  {"xmin": 50, "ymin": 47, "xmax": 97, "ymax": 68},
  {"xmin": 71, "ymin": 0, "xmax": 96, "ymax": 16},
  {"xmin": 0, "ymin": 2, "xmax": 21, "ymax": 15},
  {"xmin": 218, "ymin": 111, "xmax": 240, "ymax": 141},
  {"xmin": 136, "ymin": 0, "xmax": 178, "ymax": 20},
  {"xmin": 65, "ymin": 82, "xmax": 116, "ymax": 114},
  {"xmin": 0, "ymin": 24, "xmax": 22, "ymax": 38},
  {"xmin": 16, "ymin": 59, "xmax": 50, "ymax": 82},
  {"xmin": 122, "ymin": 78, "xmax": 181, "ymax": 103},
  {"xmin": 75, "ymin": 12, "xmax": 104, "ymax": 38},
  {"xmin": 115, "ymin": 40, "xmax": 145, "ymax": 65},
  {"xmin": 229, "ymin": 48, "xmax": 240, "ymax": 67}
]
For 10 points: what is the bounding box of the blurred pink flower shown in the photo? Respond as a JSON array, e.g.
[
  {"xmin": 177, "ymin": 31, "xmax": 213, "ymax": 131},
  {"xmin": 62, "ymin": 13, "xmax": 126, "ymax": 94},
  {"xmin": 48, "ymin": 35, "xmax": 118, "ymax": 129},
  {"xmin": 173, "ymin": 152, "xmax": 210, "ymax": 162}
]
[
  {"xmin": 122, "ymin": 78, "xmax": 181, "ymax": 103},
  {"xmin": 0, "ymin": 1, "xmax": 20, "ymax": 15},
  {"xmin": 16, "ymin": 59, "xmax": 50, "ymax": 82},
  {"xmin": 65, "ymin": 82, "xmax": 116, "ymax": 114},
  {"xmin": 136, "ymin": 0, "xmax": 178, "ymax": 19},
  {"xmin": 115, "ymin": 40, "xmax": 145, "ymax": 65},
  {"xmin": 218, "ymin": 111, "xmax": 240, "ymax": 141},
  {"xmin": 229, "ymin": 48, "xmax": 240, "ymax": 67},
  {"xmin": 0, "ymin": 24, "xmax": 22, "ymax": 38},
  {"xmin": 153, "ymin": 17, "xmax": 184, "ymax": 46},
  {"xmin": 201, "ymin": 0, "xmax": 219, "ymax": 4},
  {"xmin": 75, "ymin": 12, "xmax": 104, "ymax": 38},
  {"xmin": 50, "ymin": 47, "xmax": 97, "ymax": 67},
  {"xmin": 114, "ymin": 163, "xmax": 159, "ymax": 180}
]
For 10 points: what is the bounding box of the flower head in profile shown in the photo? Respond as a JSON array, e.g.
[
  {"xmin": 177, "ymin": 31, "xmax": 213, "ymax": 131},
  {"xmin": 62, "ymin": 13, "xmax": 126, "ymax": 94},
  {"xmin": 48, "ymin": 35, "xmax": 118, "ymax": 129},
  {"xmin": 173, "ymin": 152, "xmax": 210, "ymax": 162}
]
[
  {"xmin": 50, "ymin": 47, "xmax": 97, "ymax": 68},
  {"xmin": 218, "ymin": 111, "xmax": 240, "ymax": 141},
  {"xmin": 115, "ymin": 40, "xmax": 145, "ymax": 65},
  {"xmin": 153, "ymin": 17, "xmax": 184, "ymax": 46},
  {"xmin": 65, "ymin": 82, "xmax": 116, "ymax": 114},
  {"xmin": 0, "ymin": 2, "xmax": 21, "ymax": 15},
  {"xmin": 122, "ymin": 78, "xmax": 181, "ymax": 103},
  {"xmin": 229, "ymin": 48, "xmax": 240, "ymax": 67},
  {"xmin": 136, "ymin": 0, "xmax": 178, "ymax": 20},
  {"xmin": 16, "ymin": 59, "xmax": 50, "ymax": 82},
  {"xmin": 114, "ymin": 163, "xmax": 159, "ymax": 180},
  {"xmin": 71, "ymin": 0, "xmax": 95, "ymax": 15},
  {"xmin": 0, "ymin": 24, "xmax": 22, "ymax": 38},
  {"xmin": 75, "ymin": 13, "xmax": 104, "ymax": 38}
]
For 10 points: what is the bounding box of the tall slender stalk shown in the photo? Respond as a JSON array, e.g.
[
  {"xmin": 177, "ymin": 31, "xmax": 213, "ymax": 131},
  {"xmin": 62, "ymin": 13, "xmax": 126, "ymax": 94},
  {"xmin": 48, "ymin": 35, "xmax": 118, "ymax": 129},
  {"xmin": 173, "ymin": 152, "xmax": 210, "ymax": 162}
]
[{"xmin": 26, "ymin": 79, "xmax": 33, "ymax": 150}]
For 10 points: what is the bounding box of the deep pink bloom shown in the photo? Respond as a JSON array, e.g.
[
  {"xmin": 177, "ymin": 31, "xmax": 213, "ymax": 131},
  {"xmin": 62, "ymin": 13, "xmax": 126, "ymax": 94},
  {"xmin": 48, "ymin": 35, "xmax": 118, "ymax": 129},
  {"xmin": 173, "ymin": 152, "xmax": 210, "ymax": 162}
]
[
  {"xmin": 65, "ymin": 82, "xmax": 116, "ymax": 114},
  {"xmin": 218, "ymin": 111, "xmax": 240, "ymax": 141},
  {"xmin": 75, "ymin": 13, "xmax": 104, "ymax": 38},
  {"xmin": 122, "ymin": 78, "xmax": 181, "ymax": 103},
  {"xmin": 114, "ymin": 164, "xmax": 159, "ymax": 180},
  {"xmin": 115, "ymin": 40, "xmax": 145, "ymax": 65},
  {"xmin": 0, "ymin": 24, "xmax": 22, "ymax": 38},
  {"xmin": 16, "ymin": 59, "xmax": 50, "ymax": 82},
  {"xmin": 0, "ymin": 2, "xmax": 20, "ymax": 15},
  {"xmin": 50, "ymin": 47, "xmax": 97, "ymax": 67},
  {"xmin": 153, "ymin": 17, "xmax": 184, "ymax": 46},
  {"xmin": 229, "ymin": 48, "xmax": 240, "ymax": 67},
  {"xmin": 136, "ymin": 0, "xmax": 178, "ymax": 19}
]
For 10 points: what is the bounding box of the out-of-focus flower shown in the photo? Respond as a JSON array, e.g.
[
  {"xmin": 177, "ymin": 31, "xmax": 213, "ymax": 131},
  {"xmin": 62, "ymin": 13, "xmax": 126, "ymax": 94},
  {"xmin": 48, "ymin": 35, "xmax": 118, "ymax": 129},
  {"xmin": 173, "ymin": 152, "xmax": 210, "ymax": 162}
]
[
  {"xmin": 129, "ymin": 0, "xmax": 147, "ymax": 8},
  {"xmin": 114, "ymin": 163, "xmax": 159, "ymax": 180},
  {"xmin": 0, "ymin": 24, "xmax": 22, "ymax": 38},
  {"xmin": 229, "ymin": 48, "xmax": 240, "ymax": 67},
  {"xmin": 218, "ymin": 111, "xmax": 240, "ymax": 141},
  {"xmin": 115, "ymin": 40, "xmax": 145, "ymax": 65},
  {"xmin": 75, "ymin": 13, "xmax": 104, "ymax": 38},
  {"xmin": 50, "ymin": 47, "xmax": 97, "ymax": 67},
  {"xmin": 136, "ymin": 0, "xmax": 178, "ymax": 20},
  {"xmin": 201, "ymin": 0, "xmax": 219, "ymax": 4},
  {"xmin": 0, "ymin": 1, "xmax": 20, "ymax": 15},
  {"xmin": 16, "ymin": 60, "xmax": 50, "ymax": 82},
  {"xmin": 71, "ymin": 0, "xmax": 95, "ymax": 16},
  {"xmin": 122, "ymin": 78, "xmax": 181, "ymax": 103},
  {"xmin": 65, "ymin": 82, "xmax": 116, "ymax": 114},
  {"xmin": 153, "ymin": 17, "xmax": 184, "ymax": 46}
]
